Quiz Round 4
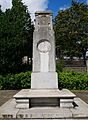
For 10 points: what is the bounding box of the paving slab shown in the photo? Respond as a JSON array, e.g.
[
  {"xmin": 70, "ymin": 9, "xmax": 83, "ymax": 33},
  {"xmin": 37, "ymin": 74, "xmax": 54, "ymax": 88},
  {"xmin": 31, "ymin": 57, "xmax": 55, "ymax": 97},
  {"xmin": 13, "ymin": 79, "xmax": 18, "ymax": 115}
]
[
  {"xmin": 0, "ymin": 90, "xmax": 19, "ymax": 107},
  {"xmin": 17, "ymin": 107, "xmax": 72, "ymax": 119},
  {"xmin": 73, "ymin": 91, "xmax": 88, "ymax": 104},
  {"xmin": 0, "ymin": 99, "xmax": 19, "ymax": 119},
  {"xmin": 70, "ymin": 98, "xmax": 88, "ymax": 118}
]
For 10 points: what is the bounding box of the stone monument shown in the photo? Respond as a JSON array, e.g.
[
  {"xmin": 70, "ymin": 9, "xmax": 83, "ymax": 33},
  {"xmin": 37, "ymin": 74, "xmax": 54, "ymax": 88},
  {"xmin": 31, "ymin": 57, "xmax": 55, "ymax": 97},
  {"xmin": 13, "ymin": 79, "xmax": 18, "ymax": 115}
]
[
  {"xmin": 13, "ymin": 11, "xmax": 76, "ymax": 108},
  {"xmin": 0, "ymin": 11, "xmax": 88, "ymax": 120},
  {"xmin": 31, "ymin": 11, "xmax": 58, "ymax": 89}
]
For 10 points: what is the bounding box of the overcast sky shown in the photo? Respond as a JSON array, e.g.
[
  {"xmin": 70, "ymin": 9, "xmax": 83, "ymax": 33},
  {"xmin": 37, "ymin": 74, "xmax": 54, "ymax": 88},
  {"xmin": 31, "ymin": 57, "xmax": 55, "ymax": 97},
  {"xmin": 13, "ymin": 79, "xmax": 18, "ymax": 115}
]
[{"xmin": 0, "ymin": 0, "xmax": 87, "ymax": 21}]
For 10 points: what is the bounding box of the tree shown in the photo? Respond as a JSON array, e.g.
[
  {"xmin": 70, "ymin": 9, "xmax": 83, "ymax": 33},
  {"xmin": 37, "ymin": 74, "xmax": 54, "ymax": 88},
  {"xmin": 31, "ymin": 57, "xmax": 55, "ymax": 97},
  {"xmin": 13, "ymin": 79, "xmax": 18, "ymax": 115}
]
[
  {"xmin": 0, "ymin": 0, "xmax": 34, "ymax": 75},
  {"xmin": 0, "ymin": 5, "xmax": 2, "ymax": 14},
  {"xmin": 54, "ymin": 1, "xmax": 88, "ymax": 62}
]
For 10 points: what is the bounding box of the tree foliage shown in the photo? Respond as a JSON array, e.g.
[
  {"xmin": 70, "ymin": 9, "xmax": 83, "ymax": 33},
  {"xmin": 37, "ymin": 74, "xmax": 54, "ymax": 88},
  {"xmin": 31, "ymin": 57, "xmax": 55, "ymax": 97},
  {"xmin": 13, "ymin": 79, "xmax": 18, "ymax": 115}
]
[
  {"xmin": 0, "ymin": 0, "xmax": 34, "ymax": 75},
  {"xmin": 54, "ymin": 1, "xmax": 88, "ymax": 61}
]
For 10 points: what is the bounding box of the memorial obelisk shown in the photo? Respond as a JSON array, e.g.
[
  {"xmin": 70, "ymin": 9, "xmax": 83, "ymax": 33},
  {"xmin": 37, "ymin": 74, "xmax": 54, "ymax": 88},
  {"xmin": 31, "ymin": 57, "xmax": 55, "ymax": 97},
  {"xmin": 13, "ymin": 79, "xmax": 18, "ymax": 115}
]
[
  {"xmin": 31, "ymin": 11, "xmax": 58, "ymax": 89},
  {"xmin": 14, "ymin": 11, "xmax": 76, "ymax": 108}
]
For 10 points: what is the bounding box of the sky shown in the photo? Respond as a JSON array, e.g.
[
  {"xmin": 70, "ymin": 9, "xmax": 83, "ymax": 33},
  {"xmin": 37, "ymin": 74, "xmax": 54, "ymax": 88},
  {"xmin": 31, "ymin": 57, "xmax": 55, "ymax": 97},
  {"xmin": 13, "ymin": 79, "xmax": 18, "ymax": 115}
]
[{"xmin": 0, "ymin": 0, "xmax": 87, "ymax": 21}]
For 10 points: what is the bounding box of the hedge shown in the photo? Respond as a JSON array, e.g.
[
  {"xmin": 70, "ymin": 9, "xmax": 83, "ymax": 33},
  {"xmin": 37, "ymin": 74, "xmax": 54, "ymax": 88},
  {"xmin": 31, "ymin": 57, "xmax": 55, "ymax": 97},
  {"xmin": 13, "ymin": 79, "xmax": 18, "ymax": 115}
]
[
  {"xmin": 0, "ymin": 71, "xmax": 31, "ymax": 90},
  {"xmin": 58, "ymin": 71, "xmax": 88, "ymax": 90},
  {"xmin": 0, "ymin": 71, "xmax": 88, "ymax": 90}
]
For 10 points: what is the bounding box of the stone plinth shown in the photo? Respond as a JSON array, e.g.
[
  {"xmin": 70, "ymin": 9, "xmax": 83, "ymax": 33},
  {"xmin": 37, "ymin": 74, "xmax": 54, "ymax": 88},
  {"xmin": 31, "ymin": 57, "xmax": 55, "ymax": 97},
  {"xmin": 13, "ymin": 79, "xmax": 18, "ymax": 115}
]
[
  {"xmin": 0, "ymin": 97, "xmax": 88, "ymax": 120},
  {"xmin": 31, "ymin": 72, "xmax": 58, "ymax": 89},
  {"xmin": 14, "ymin": 89, "xmax": 76, "ymax": 109}
]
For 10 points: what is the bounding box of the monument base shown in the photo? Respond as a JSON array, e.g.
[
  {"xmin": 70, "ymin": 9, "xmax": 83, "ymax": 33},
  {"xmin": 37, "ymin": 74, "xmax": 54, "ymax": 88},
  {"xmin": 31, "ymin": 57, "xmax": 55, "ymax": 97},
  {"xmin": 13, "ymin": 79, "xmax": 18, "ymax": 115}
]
[
  {"xmin": 31, "ymin": 72, "xmax": 58, "ymax": 89},
  {"xmin": 0, "ymin": 97, "xmax": 88, "ymax": 119},
  {"xmin": 13, "ymin": 89, "xmax": 76, "ymax": 109}
]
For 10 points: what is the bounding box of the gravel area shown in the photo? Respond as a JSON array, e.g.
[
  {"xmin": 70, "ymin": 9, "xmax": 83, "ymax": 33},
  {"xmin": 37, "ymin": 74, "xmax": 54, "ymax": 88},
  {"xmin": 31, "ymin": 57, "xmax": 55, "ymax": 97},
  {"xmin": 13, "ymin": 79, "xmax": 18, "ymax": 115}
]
[{"xmin": 0, "ymin": 90, "xmax": 88, "ymax": 106}]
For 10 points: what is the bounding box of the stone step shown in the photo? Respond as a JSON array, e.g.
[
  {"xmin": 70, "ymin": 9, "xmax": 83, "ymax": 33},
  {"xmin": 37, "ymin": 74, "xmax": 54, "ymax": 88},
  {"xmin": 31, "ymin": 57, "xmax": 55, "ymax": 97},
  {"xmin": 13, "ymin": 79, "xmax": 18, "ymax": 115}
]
[
  {"xmin": 14, "ymin": 89, "xmax": 76, "ymax": 99},
  {"xmin": 14, "ymin": 89, "xmax": 76, "ymax": 108},
  {"xmin": 0, "ymin": 98, "xmax": 88, "ymax": 120}
]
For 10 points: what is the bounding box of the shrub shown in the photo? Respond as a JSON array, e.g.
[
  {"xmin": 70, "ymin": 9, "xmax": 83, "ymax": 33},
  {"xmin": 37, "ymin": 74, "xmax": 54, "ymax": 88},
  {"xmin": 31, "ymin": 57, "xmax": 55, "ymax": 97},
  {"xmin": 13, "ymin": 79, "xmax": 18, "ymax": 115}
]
[
  {"xmin": 59, "ymin": 71, "xmax": 88, "ymax": 90},
  {"xmin": 0, "ymin": 71, "xmax": 88, "ymax": 90},
  {"xmin": 0, "ymin": 71, "xmax": 31, "ymax": 90}
]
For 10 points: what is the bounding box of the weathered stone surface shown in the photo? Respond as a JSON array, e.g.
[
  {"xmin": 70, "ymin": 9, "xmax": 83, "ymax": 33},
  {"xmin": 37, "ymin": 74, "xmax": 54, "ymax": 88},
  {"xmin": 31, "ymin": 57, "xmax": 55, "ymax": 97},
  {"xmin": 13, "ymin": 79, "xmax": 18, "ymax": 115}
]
[
  {"xmin": 31, "ymin": 11, "xmax": 57, "ymax": 89},
  {"xmin": 17, "ymin": 107, "xmax": 72, "ymax": 119},
  {"xmin": 0, "ymin": 98, "xmax": 88, "ymax": 119},
  {"xmin": 0, "ymin": 99, "xmax": 19, "ymax": 118},
  {"xmin": 70, "ymin": 98, "xmax": 88, "ymax": 118},
  {"xmin": 32, "ymin": 11, "xmax": 56, "ymax": 72},
  {"xmin": 60, "ymin": 99, "xmax": 74, "ymax": 108},
  {"xmin": 31, "ymin": 72, "xmax": 58, "ymax": 89},
  {"xmin": 14, "ymin": 89, "xmax": 76, "ymax": 98},
  {"xmin": 13, "ymin": 89, "xmax": 76, "ymax": 108}
]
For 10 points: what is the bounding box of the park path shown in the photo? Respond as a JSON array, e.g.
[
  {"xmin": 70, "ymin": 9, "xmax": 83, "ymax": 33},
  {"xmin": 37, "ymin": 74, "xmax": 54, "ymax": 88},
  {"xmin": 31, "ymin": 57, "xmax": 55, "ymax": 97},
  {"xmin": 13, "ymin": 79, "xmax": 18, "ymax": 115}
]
[{"xmin": 0, "ymin": 90, "xmax": 19, "ymax": 106}]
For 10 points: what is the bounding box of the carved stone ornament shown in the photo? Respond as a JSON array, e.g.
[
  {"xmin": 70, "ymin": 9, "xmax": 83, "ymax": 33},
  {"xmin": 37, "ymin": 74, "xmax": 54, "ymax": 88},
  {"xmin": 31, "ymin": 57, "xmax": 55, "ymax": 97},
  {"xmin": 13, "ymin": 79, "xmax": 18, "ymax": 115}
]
[{"xmin": 37, "ymin": 40, "xmax": 51, "ymax": 53}]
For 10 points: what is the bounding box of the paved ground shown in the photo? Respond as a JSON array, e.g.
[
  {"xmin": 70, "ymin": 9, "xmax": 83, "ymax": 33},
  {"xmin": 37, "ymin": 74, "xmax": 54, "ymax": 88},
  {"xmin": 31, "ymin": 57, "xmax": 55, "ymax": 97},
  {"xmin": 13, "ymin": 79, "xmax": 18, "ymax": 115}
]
[
  {"xmin": 72, "ymin": 90, "xmax": 88, "ymax": 104},
  {"xmin": 0, "ymin": 90, "xmax": 88, "ymax": 106},
  {"xmin": 0, "ymin": 90, "xmax": 19, "ymax": 106}
]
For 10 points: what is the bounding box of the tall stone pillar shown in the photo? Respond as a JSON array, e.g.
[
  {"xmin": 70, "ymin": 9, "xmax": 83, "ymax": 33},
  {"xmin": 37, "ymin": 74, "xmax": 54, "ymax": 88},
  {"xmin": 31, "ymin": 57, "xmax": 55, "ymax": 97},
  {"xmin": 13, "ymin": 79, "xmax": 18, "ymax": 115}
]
[
  {"xmin": 14, "ymin": 11, "xmax": 76, "ymax": 109},
  {"xmin": 31, "ymin": 11, "xmax": 58, "ymax": 89}
]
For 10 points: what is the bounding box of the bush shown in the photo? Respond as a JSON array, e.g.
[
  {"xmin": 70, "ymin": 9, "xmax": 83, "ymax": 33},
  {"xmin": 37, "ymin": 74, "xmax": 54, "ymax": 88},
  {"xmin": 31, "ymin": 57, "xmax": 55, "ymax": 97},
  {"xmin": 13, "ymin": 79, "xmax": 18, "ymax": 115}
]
[
  {"xmin": 0, "ymin": 71, "xmax": 88, "ymax": 90},
  {"xmin": 0, "ymin": 71, "xmax": 31, "ymax": 90},
  {"xmin": 59, "ymin": 71, "xmax": 88, "ymax": 90}
]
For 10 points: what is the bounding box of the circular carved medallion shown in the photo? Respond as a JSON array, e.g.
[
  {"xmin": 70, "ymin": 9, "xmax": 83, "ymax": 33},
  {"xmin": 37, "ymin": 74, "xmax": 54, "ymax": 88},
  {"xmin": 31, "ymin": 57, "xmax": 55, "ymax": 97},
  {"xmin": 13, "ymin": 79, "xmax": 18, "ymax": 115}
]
[{"xmin": 37, "ymin": 40, "xmax": 51, "ymax": 53}]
